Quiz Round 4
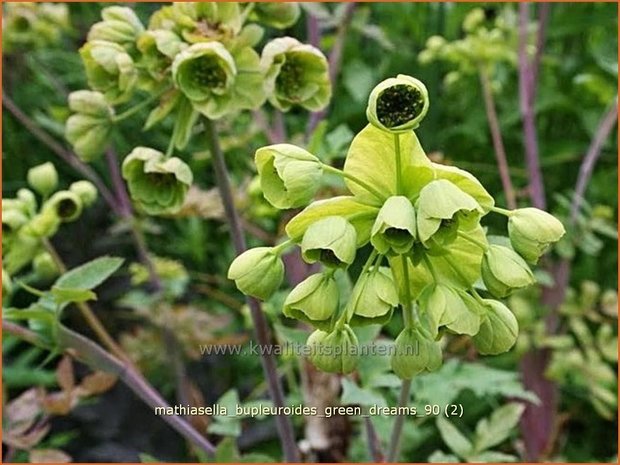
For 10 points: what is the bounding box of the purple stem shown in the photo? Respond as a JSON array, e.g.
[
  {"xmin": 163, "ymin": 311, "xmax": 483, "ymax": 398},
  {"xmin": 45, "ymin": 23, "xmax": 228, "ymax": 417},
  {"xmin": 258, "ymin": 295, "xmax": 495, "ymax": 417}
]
[
  {"xmin": 529, "ymin": 3, "xmax": 551, "ymax": 101},
  {"xmin": 518, "ymin": 2, "xmax": 547, "ymax": 209},
  {"xmin": 306, "ymin": 3, "xmax": 357, "ymax": 137}
]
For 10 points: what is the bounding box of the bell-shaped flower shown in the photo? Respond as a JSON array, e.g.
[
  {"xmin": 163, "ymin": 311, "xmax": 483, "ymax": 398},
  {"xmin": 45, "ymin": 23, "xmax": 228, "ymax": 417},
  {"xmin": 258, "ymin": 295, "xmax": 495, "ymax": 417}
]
[
  {"xmin": 482, "ymin": 244, "xmax": 535, "ymax": 298},
  {"xmin": 172, "ymin": 42, "xmax": 265, "ymax": 119},
  {"xmin": 252, "ymin": 3, "xmax": 301, "ymax": 29},
  {"xmin": 301, "ymin": 216, "xmax": 357, "ymax": 268},
  {"xmin": 307, "ymin": 324, "xmax": 359, "ymax": 374},
  {"xmin": 255, "ymin": 144, "xmax": 323, "ymax": 209},
  {"xmin": 44, "ymin": 190, "xmax": 83, "ymax": 222},
  {"xmin": 27, "ymin": 162, "xmax": 58, "ymax": 197},
  {"xmin": 366, "ymin": 74, "xmax": 429, "ymax": 133},
  {"xmin": 137, "ymin": 30, "xmax": 185, "ymax": 88},
  {"xmin": 283, "ymin": 272, "xmax": 338, "ymax": 329},
  {"xmin": 419, "ymin": 283, "xmax": 482, "ymax": 337},
  {"xmin": 121, "ymin": 147, "xmax": 193, "ymax": 215},
  {"xmin": 349, "ymin": 266, "xmax": 399, "ymax": 325},
  {"xmin": 79, "ymin": 40, "xmax": 137, "ymax": 104},
  {"xmin": 261, "ymin": 37, "xmax": 331, "ymax": 112},
  {"xmin": 508, "ymin": 207, "xmax": 565, "ymax": 264},
  {"xmin": 416, "ymin": 179, "xmax": 481, "ymax": 248},
  {"xmin": 391, "ymin": 327, "xmax": 442, "ymax": 379},
  {"xmin": 473, "ymin": 299, "xmax": 519, "ymax": 355},
  {"xmin": 150, "ymin": 3, "xmax": 242, "ymax": 45},
  {"xmin": 65, "ymin": 90, "xmax": 114, "ymax": 162},
  {"xmin": 69, "ymin": 181, "xmax": 98, "ymax": 208},
  {"xmin": 87, "ymin": 6, "xmax": 144, "ymax": 51},
  {"xmin": 227, "ymin": 247, "xmax": 284, "ymax": 300},
  {"xmin": 371, "ymin": 196, "xmax": 416, "ymax": 255}
]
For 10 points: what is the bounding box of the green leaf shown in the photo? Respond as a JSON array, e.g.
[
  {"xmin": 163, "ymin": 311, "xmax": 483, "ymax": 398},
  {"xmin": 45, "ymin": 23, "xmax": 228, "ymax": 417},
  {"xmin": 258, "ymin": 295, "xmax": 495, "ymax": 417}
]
[
  {"xmin": 54, "ymin": 256, "xmax": 124, "ymax": 290},
  {"xmin": 238, "ymin": 453, "xmax": 276, "ymax": 463},
  {"xmin": 344, "ymin": 124, "xmax": 432, "ymax": 204},
  {"xmin": 428, "ymin": 450, "xmax": 460, "ymax": 463},
  {"xmin": 436, "ymin": 416, "xmax": 473, "ymax": 459},
  {"xmin": 208, "ymin": 389, "xmax": 242, "ymax": 438},
  {"xmin": 473, "ymin": 403, "xmax": 525, "ymax": 453},
  {"xmin": 467, "ymin": 451, "xmax": 517, "ymax": 462},
  {"xmin": 214, "ymin": 437, "xmax": 239, "ymax": 462},
  {"xmin": 2, "ymin": 305, "xmax": 55, "ymax": 323},
  {"xmin": 286, "ymin": 196, "xmax": 378, "ymax": 246},
  {"xmin": 51, "ymin": 287, "xmax": 97, "ymax": 306},
  {"xmin": 432, "ymin": 163, "xmax": 494, "ymax": 213},
  {"xmin": 139, "ymin": 453, "xmax": 164, "ymax": 463}
]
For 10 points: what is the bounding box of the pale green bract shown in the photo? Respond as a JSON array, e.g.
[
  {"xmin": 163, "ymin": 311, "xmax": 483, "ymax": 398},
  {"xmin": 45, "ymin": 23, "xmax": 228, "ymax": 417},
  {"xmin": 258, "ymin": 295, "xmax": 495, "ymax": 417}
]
[
  {"xmin": 283, "ymin": 272, "xmax": 339, "ymax": 329},
  {"xmin": 227, "ymin": 247, "xmax": 284, "ymax": 300},
  {"xmin": 65, "ymin": 90, "xmax": 114, "ymax": 162},
  {"xmin": 307, "ymin": 325, "xmax": 359, "ymax": 374},
  {"xmin": 508, "ymin": 208, "xmax": 566, "ymax": 264},
  {"xmin": 391, "ymin": 327, "xmax": 442, "ymax": 379}
]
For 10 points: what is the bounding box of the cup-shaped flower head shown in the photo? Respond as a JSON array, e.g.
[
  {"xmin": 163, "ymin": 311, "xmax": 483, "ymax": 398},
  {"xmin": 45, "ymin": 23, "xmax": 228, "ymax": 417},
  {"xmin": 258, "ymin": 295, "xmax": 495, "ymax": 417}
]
[
  {"xmin": 349, "ymin": 266, "xmax": 399, "ymax": 326},
  {"xmin": 508, "ymin": 208, "xmax": 565, "ymax": 264},
  {"xmin": 27, "ymin": 162, "xmax": 58, "ymax": 197},
  {"xmin": 283, "ymin": 272, "xmax": 338, "ymax": 329},
  {"xmin": 87, "ymin": 6, "xmax": 144, "ymax": 51},
  {"xmin": 2, "ymin": 209, "xmax": 29, "ymax": 235},
  {"xmin": 69, "ymin": 181, "xmax": 98, "ymax": 208},
  {"xmin": 252, "ymin": 3, "xmax": 301, "ymax": 29},
  {"xmin": 367, "ymin": 74, "xmax": 429, "ymax": 133},
  {"xmin": 307, "ymin": 324, "xmax": 359, "ymax": 374},
  {"xmin": 481, "ymin": 244, "xmax": 535, "ymax": 298},
  {"xmin": 391, "ymin": 327, "xmax": 442, "ymax": 379},
  {"xmin": 261, "ymin": 37, "xmax": 331, "ymax": 112},
  {"xmin": 79, "ymin": 40, "xmax": 137, "ymax": 104},
  {"xmin": 228, "ymin": 247, "xmax": 284, "ymax": 300},
  {"xmin": 473, "ymin": 299, "xmax": 519, "ymax": 355},
  {"xmin": 416, "ymin": 179, "xmax": 481, "ymax": 248},
  {"xmin": 255, "ymin": 144, "xmax": 323, "ymax": 209},
  {"xmin": 137, "ymin": 30, "xmax": 185, "ymax": 87},
  {"xmin": 65, "ymin": 90, "xmax": 114, "ymax": 162},
  {"xmin": 44, "ymin": 190, "xmax": 83, "ymax": 222},
  {"xmin": 301, "ymin": 216, "xmax": 357, "ymax": 269},
  {"xmin": 33, "ymin": 252, "xmax": 61, "ymax": 281},
  {"xmin": 419, "ymin": 283, "xmax": 481, "ymax": 337},
  {"xmin": 121, "ymin": 147, "xmax": 193, "ymax": 216},
  {"xmin": 150, "ymin": 3, "xmax": 242, "ymax": 45},
  {"xmin": 371, "ymin": 196, "xmax": 417, "ymax": 255}
]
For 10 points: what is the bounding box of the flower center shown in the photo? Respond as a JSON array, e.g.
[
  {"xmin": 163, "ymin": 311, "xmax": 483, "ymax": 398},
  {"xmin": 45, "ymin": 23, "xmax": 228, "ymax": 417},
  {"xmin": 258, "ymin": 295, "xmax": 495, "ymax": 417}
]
[
  {"xmin": 384, "ymin": 227, "xmax": 411, "ymax": 245},
  {"xmin": 276, "ymin": 57, "xmax": 304, "ymax": 96},
  {"xmin": 319, "ymin": 249, "xmax": 341, "ymax": 267},
  {"xmin": 147, "ymin": 172, "xmax": 175, "ymax": 188},
  {"xmin": 376, "ymin": 84, "xmax": 424, "ymax": 128},
  {"xmin": 189, "ymin": 57, "xmax": 227, "ymax": 89},
  {"xmin": 57, "ymin": 199, "xmax": 77, "ymax": 219}
]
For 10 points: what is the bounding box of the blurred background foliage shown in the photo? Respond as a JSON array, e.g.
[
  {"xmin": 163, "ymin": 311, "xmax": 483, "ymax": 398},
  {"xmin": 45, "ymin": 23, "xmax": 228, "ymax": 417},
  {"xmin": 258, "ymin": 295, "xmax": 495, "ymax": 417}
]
[{"xmin": 3, "ymin": 2, "xmax": 617, "ymax": 463}]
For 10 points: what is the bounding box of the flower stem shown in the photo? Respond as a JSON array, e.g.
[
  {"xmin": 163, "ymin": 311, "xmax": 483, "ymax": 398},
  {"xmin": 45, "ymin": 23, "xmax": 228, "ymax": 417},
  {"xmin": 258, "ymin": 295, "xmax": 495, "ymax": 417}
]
[
  {"xmin": 321, "ymin": 164, "xmax": 385, "ymax": 202},
  {"xmin": 387, "ymin": 378, "xmax": 412, "ymax": 461},
  {"xmin": 400, "ymin": 255, "xmax": 414, "ymax": 329},
  {"xmin": 394, "ymin": 133, "xmax": 403, "ymax": 195},
  {"xmin": 112, "ymin": 88, "xmax": 170, "ymax": 124},
  {"xmin": 478, "ymin": 66, "xmax": 517, "ymax": 210},
  {"xmin": 490, "ymin": 206, "xmax": 514, "ymax": 216},
  {"xmin": 202, "ymin": 118, "xmax": 300, "ymax": 462}
]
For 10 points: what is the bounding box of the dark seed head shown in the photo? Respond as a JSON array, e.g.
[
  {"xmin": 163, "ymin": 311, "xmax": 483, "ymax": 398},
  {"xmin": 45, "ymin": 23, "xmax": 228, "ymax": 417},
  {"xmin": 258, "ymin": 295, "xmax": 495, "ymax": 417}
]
[
  {"xmin": 376, "ymin": 84, "xmax": 424, "ymax": 128},
  {"xmin": 276, "ymin": 56, "xmax": 304, "ymax": 97},
  {"xmin": 57, "ymin": 198, "xmax": 78, "ymax": 219},
  {"xmin": 189, "ymin": 56, "xmax": 227, "ymax": 89}
]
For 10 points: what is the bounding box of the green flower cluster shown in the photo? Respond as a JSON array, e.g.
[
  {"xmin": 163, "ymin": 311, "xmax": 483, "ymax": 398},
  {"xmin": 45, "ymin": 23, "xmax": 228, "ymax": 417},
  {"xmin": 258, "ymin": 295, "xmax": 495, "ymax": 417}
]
[
  {"xmin": 2, "ymin": 162, "xmax": 97, "ymax": 281},
  {"xmin": 418, "ymin": 7, "xmax": 517, "ymax": 88},
  {"xmin": 228, "ymin": 74, "xmax": 565, "ymax": 377},
  {"xmin": 67, "ymin": 2, "xmax": 330, "ymax": 216},
  {"xmin": 3, "ymin": 3, "xmax": 70, "ymax": 53}
]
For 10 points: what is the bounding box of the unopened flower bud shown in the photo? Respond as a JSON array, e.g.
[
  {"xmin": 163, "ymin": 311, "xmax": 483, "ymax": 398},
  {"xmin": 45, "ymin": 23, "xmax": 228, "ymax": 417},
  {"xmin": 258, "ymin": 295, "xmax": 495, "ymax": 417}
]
[
  {"xmin": 307, "ymin": 324, "xmax": 359, "ymax": 374},
  {"xmin": 253, "ymin": 3, "xmax": 300, "ymax": 29},
  {"xmin": 420, "ymin": 284, "xmax": 481, "ymax": 336},
  {"xmin": 228, "ymin": 247, "xmax": 284, "ymax": 300},
  {"xmin": 481, "ymin": 244, "xmax": 535, "ymax": 298},
  {"xmin": 473, "ymin": 299, "xmax": 519, "ymax": 355},
  {"xmin": 69, "ymin": 181, "xmax": 98, "ymax": 207},
  {"xmin": 371, "ymin": 196, "xmax": 417, "ymax": 255},
  {"xmin": 463, "ymin": 8, "xmax": 485, "ymax": 32},
  {"xmin": 349, "ymin": 267, "xmax": 399, "ymax": 325},
  {"xmin": 301, "ymin": 216, "xmax": 357, "ymax": 268},
  {"xmin": 65, "ymin": 90, "xmax": 114, "ymax": 162},
  {"xmin": 33, "ymin": 252, "xmax": 60, "ymax": 280},
  {"xmin": 27, "ymin": 162, "xmax": 58, "ymax": 197},
  {"xmin": 255, "ymin": 144, "xmax": 323, "ymax": 209},
  {"xmin": 367, "ymin": 74, "xmax": 429, "ymax": 133},
  {"xmin": 17, "ymin": 189, "xmax": 37, "ymax": 216},
  {"xmin": 121, "ymin": 147, "xmax": 193, "ymax": 215},
  {"xmin": 507, "ymin": 208, "xmax": 565, "ymax": 264},
  {"xmin": 87, "ymin": 6, "xmax": 144, "ymax": 49},
  {"xmin": 283, "ymin": 272, "xmax": 338, "ymax": 328},
  {"xmin": 391, "ymin": 327, "xmax": 442, "ymax": 379},
  {"xmin": 24, "ymin": 209, "xmax": 61, "ymax": 238}
]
